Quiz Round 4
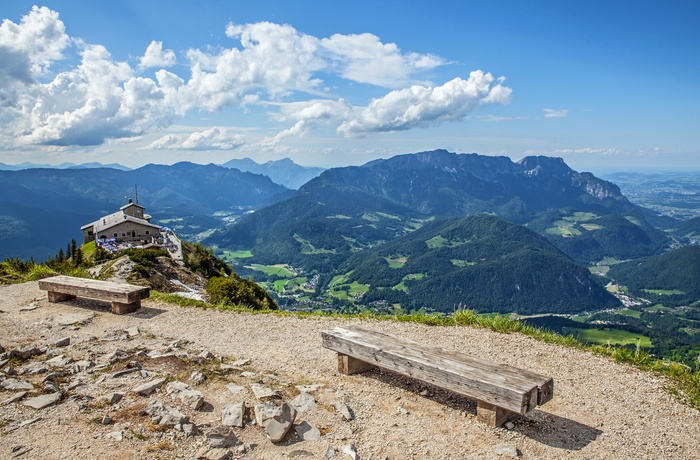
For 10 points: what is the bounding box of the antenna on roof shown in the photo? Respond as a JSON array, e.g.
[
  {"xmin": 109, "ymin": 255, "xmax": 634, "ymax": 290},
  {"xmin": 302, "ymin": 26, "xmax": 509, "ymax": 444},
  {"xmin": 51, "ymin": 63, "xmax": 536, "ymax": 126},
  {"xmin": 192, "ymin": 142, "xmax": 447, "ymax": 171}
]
[{"xmin": 135, "ymin": 184, "xmax": 139, "ymax": 205}]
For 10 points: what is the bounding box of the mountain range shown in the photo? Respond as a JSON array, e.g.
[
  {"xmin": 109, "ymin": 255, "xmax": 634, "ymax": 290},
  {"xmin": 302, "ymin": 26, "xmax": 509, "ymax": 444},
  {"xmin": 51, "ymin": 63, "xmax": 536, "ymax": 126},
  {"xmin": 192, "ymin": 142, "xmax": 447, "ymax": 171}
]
[
  {"xmin": 206, "ymin": 149, "xmax": 669, "ymax": 266},
  {"xmin": 0, "ymin": 163, "xmax": 290, "ymax": 261},
  {"xmin": 0, "ymin": 161, "xmax": 131, "ymax": 171},
  {"xmin": 0, "ymin": 149, "xmax": 681, "ymax": 315},
  {"xmin": 335, "ymin": 214, "xmax": 620, "ymax": 314},
  {"xmin": 221, "ymin": 157, "xmax": 324, "ymax": 189}
]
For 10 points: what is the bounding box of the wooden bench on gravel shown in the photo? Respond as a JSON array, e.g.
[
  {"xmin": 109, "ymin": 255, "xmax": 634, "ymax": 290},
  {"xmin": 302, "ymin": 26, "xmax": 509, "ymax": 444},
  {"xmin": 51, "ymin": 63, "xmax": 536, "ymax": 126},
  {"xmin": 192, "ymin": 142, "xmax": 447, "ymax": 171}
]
[
  {"xmin": 38, "ymin": 275, "xmax": 150, "ymax": 315},
  {"xmin": 321, "ymin": 325, "xmax": 553, "ymax": 427}
]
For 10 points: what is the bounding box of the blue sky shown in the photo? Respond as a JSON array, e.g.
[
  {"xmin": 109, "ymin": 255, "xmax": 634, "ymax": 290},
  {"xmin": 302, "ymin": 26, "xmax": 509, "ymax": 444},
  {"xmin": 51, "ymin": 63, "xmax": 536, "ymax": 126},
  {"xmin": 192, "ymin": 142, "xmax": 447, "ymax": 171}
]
[{"xmin": 0, "ymin": 1, "xmax": 698, "ymax": 173}]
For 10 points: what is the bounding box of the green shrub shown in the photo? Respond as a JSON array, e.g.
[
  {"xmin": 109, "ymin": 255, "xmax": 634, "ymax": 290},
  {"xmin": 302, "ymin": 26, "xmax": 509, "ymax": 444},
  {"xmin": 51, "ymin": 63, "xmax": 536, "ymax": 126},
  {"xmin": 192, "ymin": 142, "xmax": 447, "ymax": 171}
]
[{"xmin": 207, "ymin": 276, "xmax": 278, "ymax": 311}]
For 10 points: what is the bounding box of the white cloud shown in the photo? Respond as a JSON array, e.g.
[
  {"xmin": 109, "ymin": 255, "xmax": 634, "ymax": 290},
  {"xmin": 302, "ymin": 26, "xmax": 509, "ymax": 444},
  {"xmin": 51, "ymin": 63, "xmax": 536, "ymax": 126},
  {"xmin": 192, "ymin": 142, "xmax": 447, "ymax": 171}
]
[
  {"xmin": 146, "ymin": 134, "xmax": 180, "ymax": 149},
  {"xmin": 543, "ymin": 108, "xmax": 568, "ymax": 118},
  {"xmin": 477, "ymin": 114, "xmax": 528, "ymax": 122},
  {"xmin": 139, "ymin": 41, "xmax": 176, "ymax": 68},
  {"xmin": 338, "ymin": 71, "xmax": 511, "ymax": 136},
  {"xmin": 321, "ymin": 32, "xmax": 446, "ymax": 87},
  {"xmin": 0, "ymin": 6, "xmax": 69, "ymax": 78},
  {"xmin": 147, "ymin": 127, "xmax": 245, "ymax": 151},
  {"xmin": 0, "ymin": 7, "xmax": 510, "ymax": 151},
  {"xmin": 553, "ymin": 147, "xmax": 621, "ymax": 155}
]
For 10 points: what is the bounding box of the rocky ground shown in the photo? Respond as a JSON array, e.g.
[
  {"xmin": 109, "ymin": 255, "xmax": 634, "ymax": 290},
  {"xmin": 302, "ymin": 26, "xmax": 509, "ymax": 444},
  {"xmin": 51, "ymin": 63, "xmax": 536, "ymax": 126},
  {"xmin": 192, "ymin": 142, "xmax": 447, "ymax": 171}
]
[{"xmin": 1, "ymin": 281, "xmax": 699, "ymax": 459}]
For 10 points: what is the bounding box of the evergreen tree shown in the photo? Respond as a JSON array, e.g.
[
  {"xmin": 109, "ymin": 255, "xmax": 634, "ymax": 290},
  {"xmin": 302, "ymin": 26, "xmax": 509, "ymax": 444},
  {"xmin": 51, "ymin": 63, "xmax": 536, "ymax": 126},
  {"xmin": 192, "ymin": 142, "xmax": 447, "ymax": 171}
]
[
  {"xmin": 57, "ymin": 248, "xmax": 65, "ymax": 263},
  {"xmin": 73, "ymin": 248, "xmax": 83, "ymax": 267}
]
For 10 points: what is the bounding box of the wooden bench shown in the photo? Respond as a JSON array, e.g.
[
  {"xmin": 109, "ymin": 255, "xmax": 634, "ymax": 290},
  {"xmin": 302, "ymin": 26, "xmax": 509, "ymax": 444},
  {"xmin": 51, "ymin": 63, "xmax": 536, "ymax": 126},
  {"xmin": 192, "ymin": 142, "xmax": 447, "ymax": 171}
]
[
  {"xmin": 38, "ymin": 275, "xmax": 150, "ymax": 314},
  {"xmin": 321, "ymin": 325, "xmax": 553, "ymax": 427}
]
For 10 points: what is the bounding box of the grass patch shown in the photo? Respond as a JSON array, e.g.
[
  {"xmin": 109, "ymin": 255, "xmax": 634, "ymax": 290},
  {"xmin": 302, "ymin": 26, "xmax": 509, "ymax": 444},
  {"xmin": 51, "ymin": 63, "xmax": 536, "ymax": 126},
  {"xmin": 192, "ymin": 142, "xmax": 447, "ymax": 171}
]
[
  {"xmin": 222, "ymin": 250, "xmax": 253, "ymax": 261},
  {"xmin": 646, "ymin": 304, "xmax": 674, "ymax": 312},
  {"xmin": 293, "ymin": 234, "xmax": 336, "ymax": 255},
  {"xmin": 451, "ymin": 259, "xmax": 476, "ymax": 267},
  {"xmin": 589, "ymin": 265, "xmax": 610, "ymax": 274},
  {"xmin": 144, "ymin": 441, "xmax": 173, "ymax": 452},
  {"xmin": 329, "ymin": 281, "xmax": 370, "ymax": 299},
  {"xmin": 392, "ymin": 273, "xmax": 425, "ymax": 293},
  {"xmin": 643, "ymin": 289, "xmax": 686, "ymax": 296},
  {"xmin": 564, "ymin": 327, "xmax": 652, "ymax": 348},
  {"xmin": 615, "ymin": 309, "xmax": 643, "ymax": 319},
  {"xmin": 425, "ymin": 235, "xmax": 469, "ymax": 249},
  {"xmin": 545, "ymin": 221, "xmax": 582, "ymax": 237},
  {"xmin": 384, "ymin": 255, "xmax": 407, "ymax": 269},
  {"xmin": 247, "ymin": 264, "xmax": 294, "ymax": 278}
]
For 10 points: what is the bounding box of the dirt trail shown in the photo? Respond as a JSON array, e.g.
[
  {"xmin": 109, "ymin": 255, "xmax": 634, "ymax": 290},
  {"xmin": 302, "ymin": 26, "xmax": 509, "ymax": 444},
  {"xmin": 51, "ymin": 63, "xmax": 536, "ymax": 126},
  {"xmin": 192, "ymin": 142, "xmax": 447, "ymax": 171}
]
[{"xmin": 1, "ymin": 281, "xmax": 699, "ymax": 459}]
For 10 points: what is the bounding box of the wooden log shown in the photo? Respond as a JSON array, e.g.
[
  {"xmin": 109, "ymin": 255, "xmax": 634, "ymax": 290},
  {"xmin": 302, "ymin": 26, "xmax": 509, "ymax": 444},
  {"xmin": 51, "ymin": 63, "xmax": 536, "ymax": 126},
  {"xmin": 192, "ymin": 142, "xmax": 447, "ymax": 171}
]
[
  {"xmin": 338, "ymin": 353, "xmax": 376, "ymax": 375},
  {"xmin": 111, "ymin": 300, "xmax": 141, "ymax": 315},
  {"xmin": 47, "ymin": 291, "xmax": 76, "ymax": 303},
  {"xmin": 322, "ymin": 325, "xmax": 553, "ymax": 418},
  {"xmin": 476, "ymin": 400, "xmax": 519, "ymax": 427}
]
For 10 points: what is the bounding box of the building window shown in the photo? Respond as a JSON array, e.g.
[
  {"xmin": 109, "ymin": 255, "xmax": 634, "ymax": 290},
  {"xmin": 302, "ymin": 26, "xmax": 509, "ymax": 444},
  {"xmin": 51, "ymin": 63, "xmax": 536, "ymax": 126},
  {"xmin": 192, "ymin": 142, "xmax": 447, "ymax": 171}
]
[
  {"xmin": 114, "ymin": 233, "xmax": 118, "ymax": 238},
  {"xmin": 145, "ymin": 231, "xmax": 149, "ymax": 235},
  {"xmin": 122, "ymin": 233, "xmax": 126, "ymax": 237}
]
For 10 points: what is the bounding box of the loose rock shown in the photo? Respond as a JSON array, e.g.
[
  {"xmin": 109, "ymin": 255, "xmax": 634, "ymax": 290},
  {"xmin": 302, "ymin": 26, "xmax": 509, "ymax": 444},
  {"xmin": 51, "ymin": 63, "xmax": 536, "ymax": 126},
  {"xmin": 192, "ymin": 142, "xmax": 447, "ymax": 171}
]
[
  {"xmin": 133, "ymin": 377, "xmax": 166, "ymax": 396},
  {"xmin": 251, "ymin": 382, "xmax": 278, "ymax": 400},
  {"xmin": 166, "ymin": 380, "xmax": 204, "ymax": 409},
  {"xmin": 333, "ymin": 402, "xmax": 354, "ymax": 421},
  {"xmin": 342, "ymin": 443, "xmax": 358, "ymax": 460},
  {"xmin": 495, "ymin": 443, "xmax": 519, "ymax": 457},
  {"xmin": 23, "ymin": 392, "xmax": 61, "ymax": 409},
  {"xmin": 226, "ymin": 383, "xmax": 246, "ymax": 395},
  {"xmin": 207, "ymin": 427, "xmax": 239, "ymax": 448},
  {"xmin": 1, "ymin": 391, "xmax": 27, "ymax": 405},
  {"xmin": 222, "ymin": 401, "xmax": 246, "ymax": 427},
  {"xmin": 1, "ymin": 378, "xmax": 34, "ymax": 390},
  {"xmin": 53, "ymin": 337, "xmax": 70, "ymax": 347},
  {"xmin": 291, "ymin": 392, "xmax": 317, "ymax": 413},
  {"xmin": 265, "ymin": 402, "xmax": 297, "ymax": 443},
  {"xmin": 295, "ymin": 421, "xmax": 322, "ymax": 441}
]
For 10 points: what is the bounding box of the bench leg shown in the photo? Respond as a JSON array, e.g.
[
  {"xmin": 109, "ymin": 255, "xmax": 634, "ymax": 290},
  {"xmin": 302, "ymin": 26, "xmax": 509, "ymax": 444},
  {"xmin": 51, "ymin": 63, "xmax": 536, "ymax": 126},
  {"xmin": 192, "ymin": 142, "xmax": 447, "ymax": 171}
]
[
  {"xmin": 111, "ymin": 300, "xmax": 140, "ymax": 315},
  {"xmin": 47, "ymin": 291, "xmax": 76, "ymax": 303},
  {"xmin": 476, "ymin": 400, "xmax": 519, "ymax": 427},
  {"xmin": 338, "ymin": 353, "xmax": 376, "ymax": 375}
]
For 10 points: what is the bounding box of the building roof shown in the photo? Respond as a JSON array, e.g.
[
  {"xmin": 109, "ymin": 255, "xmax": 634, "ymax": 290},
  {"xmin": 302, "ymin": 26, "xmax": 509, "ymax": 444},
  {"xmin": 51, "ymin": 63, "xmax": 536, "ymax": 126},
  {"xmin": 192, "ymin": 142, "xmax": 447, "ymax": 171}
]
[
  {"xmin": 83, "ymin": 210, "xmax": 161, "ymax": 233},
  {"xmin": 120, "ymin": 202, "xmax": 145, "ymax": 211}
]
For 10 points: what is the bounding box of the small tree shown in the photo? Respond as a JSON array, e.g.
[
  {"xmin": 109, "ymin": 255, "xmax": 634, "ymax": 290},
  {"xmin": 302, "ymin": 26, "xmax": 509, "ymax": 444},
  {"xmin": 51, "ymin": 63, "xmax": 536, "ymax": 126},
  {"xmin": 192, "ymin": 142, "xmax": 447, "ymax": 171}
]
[{"xmin": 72, "ymin": 247, "xmax": 83, "ymax": 267}]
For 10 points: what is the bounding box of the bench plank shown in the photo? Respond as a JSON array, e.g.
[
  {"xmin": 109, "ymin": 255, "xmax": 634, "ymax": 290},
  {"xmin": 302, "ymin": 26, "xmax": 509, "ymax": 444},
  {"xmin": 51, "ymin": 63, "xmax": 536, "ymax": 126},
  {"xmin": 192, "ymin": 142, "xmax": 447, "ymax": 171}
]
[
  {"xmin": 322, "ymin": 325, "xmax": 553, "ymax": 419},
  {"xmin": 39, "ymin": 275, "xmax": 150, "ymax": 314}
]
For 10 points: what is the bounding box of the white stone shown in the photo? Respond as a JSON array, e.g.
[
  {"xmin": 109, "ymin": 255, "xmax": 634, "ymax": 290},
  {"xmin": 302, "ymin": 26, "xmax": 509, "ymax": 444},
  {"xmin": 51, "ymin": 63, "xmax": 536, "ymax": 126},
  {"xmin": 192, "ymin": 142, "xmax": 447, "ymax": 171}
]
[
  {"xmin": 291, "ymin": 392, "xmax": 317, "ymax": 413},
  {"xmin": 222, "ymin": 402, "xmax": 245, "ymax": 427},
  {"xmin": 23, "ymin": 392, "xmax": 61, "ymax": 409},
  {"xmin": 226, "ymin": 383, "xmax": 246, "ymax": 395},
  {"xmin": 251, "ymin": 383, "xmax": 278, "ymax": 400},
  {"xmin": 295, "ymin": 421, "xmax": 322, "ymax": 441},
  {"xmin": 133, "ymin": 377, "xmax": 166, "ymax": 396}
]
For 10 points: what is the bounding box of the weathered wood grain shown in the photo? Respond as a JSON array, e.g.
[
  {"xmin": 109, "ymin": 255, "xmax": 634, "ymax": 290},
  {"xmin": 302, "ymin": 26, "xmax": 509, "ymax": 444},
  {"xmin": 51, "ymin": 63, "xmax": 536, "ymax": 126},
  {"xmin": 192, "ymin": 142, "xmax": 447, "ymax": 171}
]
[
  {"xmin": 38, "ymin": 275, "xmax": 149, "ymax": 314},
  {"xmin": 322, "ymin": 325, "xmax": 553, "ymax": 419}
]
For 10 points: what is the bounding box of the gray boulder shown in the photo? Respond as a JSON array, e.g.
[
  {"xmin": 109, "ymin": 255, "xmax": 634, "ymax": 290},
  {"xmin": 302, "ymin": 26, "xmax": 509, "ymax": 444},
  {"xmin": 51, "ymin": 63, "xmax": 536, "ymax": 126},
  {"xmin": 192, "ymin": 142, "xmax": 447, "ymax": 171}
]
[{"xmin": 265, "ymin": 402, "xmax": 296, "ymax": 443}]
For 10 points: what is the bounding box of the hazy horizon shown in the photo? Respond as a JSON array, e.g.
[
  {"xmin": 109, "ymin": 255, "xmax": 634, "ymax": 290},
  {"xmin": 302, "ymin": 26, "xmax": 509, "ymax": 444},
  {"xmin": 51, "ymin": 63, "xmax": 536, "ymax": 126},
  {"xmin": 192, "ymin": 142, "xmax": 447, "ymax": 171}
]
[{"xmin": 1, "ymin": 1, "xmax": 698, "ymax": 174}]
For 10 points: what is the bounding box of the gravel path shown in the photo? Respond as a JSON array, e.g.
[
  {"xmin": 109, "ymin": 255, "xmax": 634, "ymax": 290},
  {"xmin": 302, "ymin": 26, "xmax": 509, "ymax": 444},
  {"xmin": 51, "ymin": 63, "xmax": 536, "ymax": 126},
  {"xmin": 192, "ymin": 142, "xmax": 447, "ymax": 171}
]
[{"xmin": 1, "ymin": 281, "xmax": 699, "ymax": 459}]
